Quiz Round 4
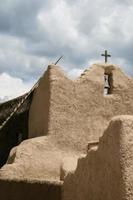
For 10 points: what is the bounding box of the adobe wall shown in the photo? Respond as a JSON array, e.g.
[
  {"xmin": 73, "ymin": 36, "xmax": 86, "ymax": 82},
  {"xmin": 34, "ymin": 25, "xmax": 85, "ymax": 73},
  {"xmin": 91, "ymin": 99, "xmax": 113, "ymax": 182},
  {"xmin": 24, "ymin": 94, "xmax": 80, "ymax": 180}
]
[
  {"xmin": 29, "ymin": 63, "xmax": 133, "ymax": 153},
  {"xmin": 1, "ymin": 63, "xmax": 133, "ymax": 197},
  {"xmin": 29, "ymin": 69, "xmax": 50, "ymax": 138},
  {"xmin": 0, "ymin": 178, "xmax": 62, "ymax": 200},
  {"xmin": 63, "ymin": 115, "xmax": 133, "ymax": 200}
]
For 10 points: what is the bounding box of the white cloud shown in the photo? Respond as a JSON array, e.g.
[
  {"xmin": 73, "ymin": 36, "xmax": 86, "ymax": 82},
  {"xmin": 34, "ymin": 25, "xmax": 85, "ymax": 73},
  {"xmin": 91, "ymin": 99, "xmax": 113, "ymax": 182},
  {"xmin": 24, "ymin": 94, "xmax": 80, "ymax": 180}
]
[
  {"xmin": 65, "ymin": 67, "xmax": 84, "ymax": 80},
  {"xmin": 0, "ymin": 73, "xmax": 33, "ymax": 100}
]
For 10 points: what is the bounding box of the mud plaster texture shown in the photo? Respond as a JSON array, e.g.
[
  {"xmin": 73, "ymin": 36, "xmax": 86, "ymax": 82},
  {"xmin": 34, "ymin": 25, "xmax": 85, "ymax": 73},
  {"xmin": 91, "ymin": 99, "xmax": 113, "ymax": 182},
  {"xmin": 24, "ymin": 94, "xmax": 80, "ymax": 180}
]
[
  {"xmin": 63, "ymin": 115, "xmax": 133, "ymax": 200},
  {"xmin": 1, "ymin": 63, "xmax": 133, "ymax": 183},
  {"xmin": 29, "ymin": 63, "xmax": 133, "ymax": 149},
  {"xmin": 0, "ymin": 178, "xmax": 62, "ymax": 200}
]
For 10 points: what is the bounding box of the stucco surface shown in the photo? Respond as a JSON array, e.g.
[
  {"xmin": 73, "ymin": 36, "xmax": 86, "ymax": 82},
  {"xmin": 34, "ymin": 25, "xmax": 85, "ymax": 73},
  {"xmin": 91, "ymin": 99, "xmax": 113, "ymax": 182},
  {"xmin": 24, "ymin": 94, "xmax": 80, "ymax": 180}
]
[
  {"xmin": 0, "ymin": 136, "xmax": 79, "ymax": 181},
  {"xmin": 1, "ymin": 63, "xmax": 133, "ymax": 184},
  {"xmin": 30, "ymin": 63, "xmax": 133, "ymax": 152},
  {"xmin": 63, "ymin": 115, "xmax": 133, "ymax": 200},
  {"xmin": 0, "ymin": 178, "xmax": 62, "ymax": 200},
  {"xmin": 29, "ymin": 69, "xmax": 50, "ymax": 138}
]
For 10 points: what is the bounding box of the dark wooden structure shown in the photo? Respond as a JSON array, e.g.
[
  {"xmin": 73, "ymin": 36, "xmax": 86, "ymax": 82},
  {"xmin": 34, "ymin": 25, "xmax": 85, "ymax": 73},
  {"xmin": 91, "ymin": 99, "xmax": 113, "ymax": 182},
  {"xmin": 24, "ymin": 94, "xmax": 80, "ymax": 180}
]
[{"xmin": 0, "ymin": 93, "xmax": 33, "ymax": 167}]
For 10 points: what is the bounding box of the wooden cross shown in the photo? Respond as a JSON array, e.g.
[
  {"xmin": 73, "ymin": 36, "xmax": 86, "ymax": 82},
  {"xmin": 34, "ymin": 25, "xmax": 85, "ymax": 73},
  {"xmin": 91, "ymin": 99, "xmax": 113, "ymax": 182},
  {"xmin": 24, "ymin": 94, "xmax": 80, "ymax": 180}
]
[{"xmin": 101, "ymin": 50, "xmax": 111, "ymax": 63}]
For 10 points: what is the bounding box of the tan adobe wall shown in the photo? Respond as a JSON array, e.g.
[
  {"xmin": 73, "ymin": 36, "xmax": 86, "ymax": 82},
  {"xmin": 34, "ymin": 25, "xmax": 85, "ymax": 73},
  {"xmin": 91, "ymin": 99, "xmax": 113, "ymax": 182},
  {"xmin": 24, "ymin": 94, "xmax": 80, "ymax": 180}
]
[
  {"xmin": 1, "ymin": 63, "xmax": 133, "ymax": 193},
  {"xmin": 0, "ymin": 178, "xmax": 62, "ymax": 200},
  {"xmin": 29, "ymin": 63, "xmax": 133, "ymax": 153},
  {"xmin": 63, "ymin": 115, "xmax": 133, "ymax": 200},
  {"xmin": 29, "ymin": 69, "xmax": 50, "ymax": 138}
]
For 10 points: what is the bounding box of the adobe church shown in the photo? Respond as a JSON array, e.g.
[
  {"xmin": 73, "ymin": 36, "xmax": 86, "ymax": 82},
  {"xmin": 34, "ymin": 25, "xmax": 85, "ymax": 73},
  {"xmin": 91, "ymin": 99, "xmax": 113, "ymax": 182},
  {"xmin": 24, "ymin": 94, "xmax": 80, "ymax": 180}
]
[{"xmin": 0, "ymin": 63, "xmax": 133, "ymax": 200}]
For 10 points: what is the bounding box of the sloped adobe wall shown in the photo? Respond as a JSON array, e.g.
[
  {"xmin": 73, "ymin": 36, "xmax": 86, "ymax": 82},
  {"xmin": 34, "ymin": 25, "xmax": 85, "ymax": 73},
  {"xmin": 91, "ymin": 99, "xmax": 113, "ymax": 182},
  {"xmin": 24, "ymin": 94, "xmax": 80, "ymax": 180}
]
[
  {"xmin": 63, "ymin": 115, "xmax": 133, "ymax": 200},
  {"xmin": 29, "ymin": 68, "xmax": 51, "ymax": 138}
]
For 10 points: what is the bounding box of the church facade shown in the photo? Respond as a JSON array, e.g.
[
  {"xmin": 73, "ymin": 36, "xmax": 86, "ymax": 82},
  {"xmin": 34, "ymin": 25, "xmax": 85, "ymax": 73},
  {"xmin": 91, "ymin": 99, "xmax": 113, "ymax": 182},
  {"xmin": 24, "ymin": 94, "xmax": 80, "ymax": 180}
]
[{"xmin": 0, "ymin": 63, "xmax": 133, "ymax": 200}]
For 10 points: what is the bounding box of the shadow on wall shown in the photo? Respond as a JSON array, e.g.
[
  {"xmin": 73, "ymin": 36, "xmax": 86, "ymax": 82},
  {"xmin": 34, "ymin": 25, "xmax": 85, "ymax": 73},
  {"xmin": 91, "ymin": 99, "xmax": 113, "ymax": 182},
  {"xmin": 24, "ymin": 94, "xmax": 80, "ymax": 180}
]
[{"xmin": 0, "ymin": 179, "xmax": 62, "ymax": 200}]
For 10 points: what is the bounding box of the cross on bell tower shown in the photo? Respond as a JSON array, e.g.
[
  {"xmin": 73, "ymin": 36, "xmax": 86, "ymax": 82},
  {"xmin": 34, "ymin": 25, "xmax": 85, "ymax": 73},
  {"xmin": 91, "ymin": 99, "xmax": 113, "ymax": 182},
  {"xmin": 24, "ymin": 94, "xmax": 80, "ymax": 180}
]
[{"xmin": 101, "ymin": 50, "xmax": 111, "ymax": 63}]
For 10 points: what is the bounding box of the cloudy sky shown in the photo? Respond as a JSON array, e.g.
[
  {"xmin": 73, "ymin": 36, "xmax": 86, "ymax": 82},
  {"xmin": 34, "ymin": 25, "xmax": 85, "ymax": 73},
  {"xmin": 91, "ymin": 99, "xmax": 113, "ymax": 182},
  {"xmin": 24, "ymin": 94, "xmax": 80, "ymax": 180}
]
[{"xmin": 0, "ymin": 0, "xmax": 133, "ymax": 101}]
